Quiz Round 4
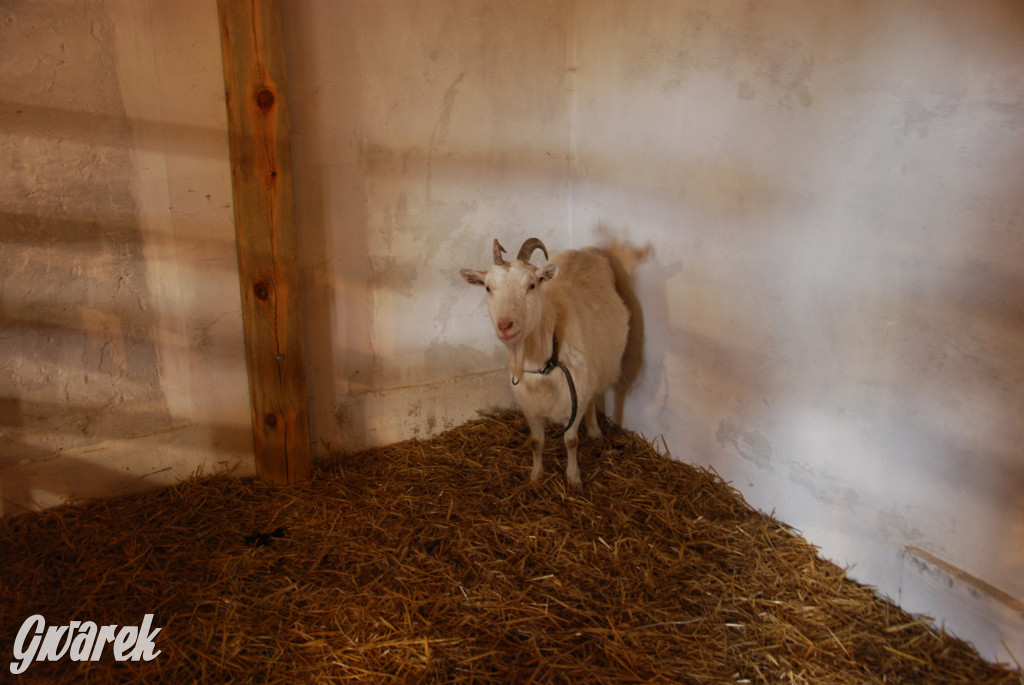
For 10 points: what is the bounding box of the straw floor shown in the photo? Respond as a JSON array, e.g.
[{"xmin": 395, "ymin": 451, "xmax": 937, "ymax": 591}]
[{"xmin": 1, "ymin": 412, "xmax": 1020, "ymax": 683}]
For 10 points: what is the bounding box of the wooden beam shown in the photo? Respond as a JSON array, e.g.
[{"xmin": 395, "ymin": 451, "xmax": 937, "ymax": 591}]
[{"xmin": 217, "ymin": 0, "xmax": 311, "ymax": 483}]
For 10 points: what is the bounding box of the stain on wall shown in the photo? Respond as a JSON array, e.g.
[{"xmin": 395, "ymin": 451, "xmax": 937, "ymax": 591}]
[{"xmin": 715, "ymin": 420, "xmax": 773, "ymax": 471}]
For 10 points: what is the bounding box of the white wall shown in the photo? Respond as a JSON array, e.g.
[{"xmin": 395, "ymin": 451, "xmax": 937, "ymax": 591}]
[
  {"xmin": 2, "ymin": 0, "xmax": 1017, "ymax": 664},
  {"xmin": 283, "ymin": 0, "xmax": 1024, "ymax": 662},
  {"xmin": 284, "ymin": 0, "xmax": 574, "ymax": 453},
  {"xmin": 570, "ymin": 1, "xmax": 1024, "ymax": 663},
  {"xmin": 0, "ymin": 0, "xmax": 253, "ymax": 515}
]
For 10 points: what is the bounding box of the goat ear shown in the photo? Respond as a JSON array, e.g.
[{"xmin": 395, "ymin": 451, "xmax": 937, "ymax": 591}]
[
  {"xmin": 460, "ymin": 268, "xmax": 487, "ymax": 286},
  {"xmin": 538, "ymin": 264, "xmax": 558, "ymax": 283}
]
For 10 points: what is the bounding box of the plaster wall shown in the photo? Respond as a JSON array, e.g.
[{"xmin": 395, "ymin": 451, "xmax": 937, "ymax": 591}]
[
  {"xmin": 0, "ymin": 0, "xmax": 253, "ymax": 515},
  {"xmin": 284, "ymin": 0, "xmax": 574, "ymax": 453},
  {"xmin": 568, "ymin": 1, "xmax": 1024, "ymax": 663},
  {"xmin": 283, "ymin": 0, "xmax": 1023, "ymax": 662}
]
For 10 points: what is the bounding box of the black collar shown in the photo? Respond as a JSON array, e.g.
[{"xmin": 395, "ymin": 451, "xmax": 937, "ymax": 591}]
[
  {"xmin": 511, "ymin": 335, "xmax": 578, "ymax": 440},
  {"xmin": 534, "ymin": 335, "xmax": 561, "ymax": 376},
  {"xmin": 511, "ymin": 335, "xmax": 560, "ymax": 381}
]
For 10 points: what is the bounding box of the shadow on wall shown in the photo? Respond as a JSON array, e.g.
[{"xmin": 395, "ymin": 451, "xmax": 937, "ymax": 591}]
[
  {"xmin": 283, "ymin": 1, "xmax": 369, "ymax": 461},
  {"xmin": 0, "ymin": 191, "xmax": 175, "ymax": 455},
  {"xmin": 2, "ymin": 0, "xmax": 253, "ymax": 514},
  {"xmin": 579, "ymin": 151, "xmax": 791, "ymax": 466},
  {"xmin": 0, "ymin": 395, "xmax": 251, "ymax": 517},
  {"xmin": 0, "ymin": 198, "xmax": 249, "ymax": 515},
  {"xmin": 594, "ymin": 226, "xmax": 651, "ymax": 426},
  {"xmin": 4, "ymin": 102, "xmax": 230, "ymax": 162},
  {"xmin": 907, "ymin": 246, "xmax": 1024, "ymax": 595}
]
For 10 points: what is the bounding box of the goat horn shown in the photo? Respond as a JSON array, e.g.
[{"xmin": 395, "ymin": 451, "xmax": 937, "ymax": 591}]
[
  {"xmin": 492, "ymin": 239, "xmax": 509, "ymax": 265},
  {"xmin": 516, "ymin": 237, "xmax": 549, "ymax": 263}
]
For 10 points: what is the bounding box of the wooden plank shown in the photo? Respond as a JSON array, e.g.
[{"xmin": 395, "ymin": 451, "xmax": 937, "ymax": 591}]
[{"xmin": 217, "ymin": 0, "xmax": 311, "ymax": 483}]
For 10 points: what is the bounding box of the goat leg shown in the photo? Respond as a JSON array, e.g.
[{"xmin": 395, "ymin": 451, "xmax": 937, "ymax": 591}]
[
  {"xmin": 564, "ymin": 422, "xmax": 582, "ymax": 488},
  {"xmin": 528, "ymin": 415, "xmax": 546, "ymax": 482}
]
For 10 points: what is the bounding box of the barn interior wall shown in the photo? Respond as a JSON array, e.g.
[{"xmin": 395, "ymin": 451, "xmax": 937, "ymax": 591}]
[
  {"xmin": 283, "ymin": 0, "xmax": 575, "ymax": 453},
  {"xmin": 283, "ymin": 0, "xmax": 1024, "ymax": 662},
  {"xmin": 1, "ymin": 0, "xmax": 1019, "ymax": 666},
  {"xmin": 569, "ymin": 1, "xmax": 1024, "ymax": 664},
  {"xmin": 0, "ymin": 0, "xmax": 254, "ymax": 516}
]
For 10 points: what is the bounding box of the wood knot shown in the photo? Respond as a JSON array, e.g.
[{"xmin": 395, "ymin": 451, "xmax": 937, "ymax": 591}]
[
  {"xmin": 253, "ymin": 281, "xmax": 270, "ymax": 300},
  {"xmin": 264, "ymin": 412, "xmax": 278, "ymax": 427},
  {"xmin": 256, "ymin": 88, "xmax": 275, "ymax": 109}
]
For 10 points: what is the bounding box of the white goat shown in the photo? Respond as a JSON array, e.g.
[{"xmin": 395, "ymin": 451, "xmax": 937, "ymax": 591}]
[{"xmin": 460, "ymin": 238, "xmax": 629, "ymax": 487}]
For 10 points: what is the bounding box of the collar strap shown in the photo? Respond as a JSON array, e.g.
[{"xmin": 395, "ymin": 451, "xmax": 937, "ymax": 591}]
[
  {"xmin": 511, "ymin": 335, "xmax": 560, "ymax": 379},
  {"xmin": 511, "ymin": 335, "xmax": 578, "ymax": 440},
  {"xmin": 536, "ymin": 335, "xmax": 560, "ymax": 376}
]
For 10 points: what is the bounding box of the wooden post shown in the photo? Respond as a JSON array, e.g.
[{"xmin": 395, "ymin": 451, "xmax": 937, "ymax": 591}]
[{"xmin": 217, "ymin": 0, "xmax": 311, "ymax": 483}]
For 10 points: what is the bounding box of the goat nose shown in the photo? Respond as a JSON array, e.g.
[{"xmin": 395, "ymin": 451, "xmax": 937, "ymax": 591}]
[{"xmin": 498, "ymin": 319, "xmax": 513, "ymax": 333}]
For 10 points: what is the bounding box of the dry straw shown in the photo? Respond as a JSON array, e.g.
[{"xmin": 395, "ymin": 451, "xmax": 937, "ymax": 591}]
[{"xmin": 1, "ymin": 412, "xmax": 1020, "ymax": 683}]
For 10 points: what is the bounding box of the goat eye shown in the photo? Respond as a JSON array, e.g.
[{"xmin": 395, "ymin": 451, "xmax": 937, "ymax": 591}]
[
  {"xmin": 528, "ymin": 283, "xmax": 536, "ymax": 291},
  {"xmin": 485, "ymin": 286, "xmax": 491, "ymax": 293}
]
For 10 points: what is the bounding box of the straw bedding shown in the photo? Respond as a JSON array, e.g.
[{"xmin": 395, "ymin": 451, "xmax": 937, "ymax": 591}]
[{"xmin": 1, "ymin": 412, "xmax": 1020, "ymax": 683}]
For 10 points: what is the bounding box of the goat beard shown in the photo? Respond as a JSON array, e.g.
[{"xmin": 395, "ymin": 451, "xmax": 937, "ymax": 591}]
[{"xmin": 505, "ymin": 342, "xmax": 525, "ymax": 384}]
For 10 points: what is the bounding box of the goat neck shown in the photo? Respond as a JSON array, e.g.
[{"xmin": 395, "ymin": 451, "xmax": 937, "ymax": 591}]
[{"xmin": 507, "ymin": 298, "xmax": 560, "ymax": 383}]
